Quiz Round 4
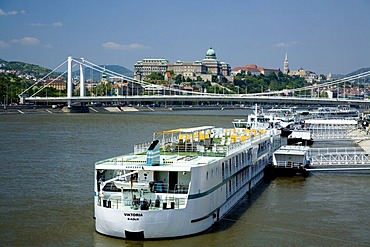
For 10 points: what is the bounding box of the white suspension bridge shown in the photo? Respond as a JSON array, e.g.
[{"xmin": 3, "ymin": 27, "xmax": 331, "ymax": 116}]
[{"xmin": 19, "ymin": 56, "xmax": 370, "ymax": 108}]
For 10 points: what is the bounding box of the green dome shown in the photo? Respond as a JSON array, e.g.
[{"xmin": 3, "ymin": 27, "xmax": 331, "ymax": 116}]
[{"xmin": 206, "ymin": 47, "xmax": 216, "ymax": 57}]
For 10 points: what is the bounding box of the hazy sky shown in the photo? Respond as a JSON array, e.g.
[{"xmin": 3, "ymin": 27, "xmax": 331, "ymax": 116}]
[{"xmin": 1, "ymin": 0, "xmax": 369, "ymax": 75}]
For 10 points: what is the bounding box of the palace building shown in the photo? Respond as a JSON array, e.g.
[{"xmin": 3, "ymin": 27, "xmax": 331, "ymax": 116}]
[{"xmin": 134, "ymin": 47, "xmax": 232, "ymax": 82}]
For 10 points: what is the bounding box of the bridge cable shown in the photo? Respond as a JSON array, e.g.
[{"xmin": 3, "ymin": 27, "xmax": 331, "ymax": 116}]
[{"xmin": 19, "ymin": 60, "xmax": 67, "ymax": 97}]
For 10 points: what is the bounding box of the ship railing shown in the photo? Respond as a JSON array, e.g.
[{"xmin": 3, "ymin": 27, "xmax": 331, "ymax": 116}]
[
  {"xmin": 311, "ymin": 147, "xmax": 365, "ymax": 155},
  {"xmin": 134, "ymin": 142, "xmax": 152, "ymax": 154},
  {"xmin": 226, "ymin": 131, "xmax": 271, "ymax": 156},
  {"xmin": 151, "ymin": 181, "xmax": 169, "ymax": 193},
  {"xmin": 174, "ymin": 184, "xmax": 189, "ymax": 194},
  {"xmin": 274, "ymin": 161, "xmax": 305, "ymax": 168},
  {"xmin": 95, "ymin": 154, "xmax": 137, "ymax": 166},
  {"xmin": 227, "ymin": 139, "xmax": 250, "ymax": 156},
  {"xmin": 226, "ymin": 133, "xmax": 257, "ymax": 156},
  {"xmin": 96, "ymin": 193, "xmax": 187, "ymax": 210}
]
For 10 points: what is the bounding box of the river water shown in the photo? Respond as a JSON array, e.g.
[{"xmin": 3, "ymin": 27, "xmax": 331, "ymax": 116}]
[{"xmin": 1, "ymin": 110, "xmax": 369, "ymax": 247}]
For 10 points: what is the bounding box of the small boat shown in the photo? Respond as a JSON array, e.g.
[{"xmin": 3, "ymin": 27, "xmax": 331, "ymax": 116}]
[
  {"xmin": 280, "ymin": 125, "xmax": 295, "ymax": 137},
  {"xmin": 280, "ymin": 120, "xmax": 305, "ymax": 137},
  {"xmin": 287, "ymin": 130, "xmax": 314, "ymax": 146},
  {"xmin": 272, "ymin": 145, "xmax": 311, "ymax": 176},
  {"xmin": 266, "ymin": 108, "xmax": 296, "ymax": 128},
  {"xmin": 308, "ymin": 105, "xmax": 359, "ymax": 119},
  {"xmin": 232, "ymin": 104, "xmax": 288, "ymax": 130}
]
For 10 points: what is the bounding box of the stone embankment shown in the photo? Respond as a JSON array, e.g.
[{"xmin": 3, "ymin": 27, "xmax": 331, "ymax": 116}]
[
  {"xmin": 0, "ymin": 105, "xmax": 239, "ymax": 114},
  {"xmin": 353, "ymin": 129, "xmax": 370, "ymax": 153}
]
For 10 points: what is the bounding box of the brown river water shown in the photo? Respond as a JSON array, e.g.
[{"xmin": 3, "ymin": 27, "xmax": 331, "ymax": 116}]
[{"xmin": 1, "ymin": 110, "xmax": 369, "ymax": 246}]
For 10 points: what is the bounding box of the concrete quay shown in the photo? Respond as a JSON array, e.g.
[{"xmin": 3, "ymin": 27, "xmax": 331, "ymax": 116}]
[
  {"xmin": 353, "ymin": 129, "xmax": 370, "ymax": 153},
  {"xmin": 355, "ymin": 138, "xmax": 370, "ymax": 153}
]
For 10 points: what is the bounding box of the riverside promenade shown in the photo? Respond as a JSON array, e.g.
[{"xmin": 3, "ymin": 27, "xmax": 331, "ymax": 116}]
[{"xmin": 355, "ymin": 132, "xmax": 370, "ymax": 153}]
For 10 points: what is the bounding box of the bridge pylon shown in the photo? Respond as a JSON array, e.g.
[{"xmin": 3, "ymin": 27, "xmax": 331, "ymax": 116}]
[{"xmin": 67, "ymin": 56, "xmax": 73, "ymax": 107}]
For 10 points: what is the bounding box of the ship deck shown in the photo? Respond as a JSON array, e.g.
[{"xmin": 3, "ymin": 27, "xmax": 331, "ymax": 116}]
[{"xmin": 96, "ymin": 126, "xmax": 272, "ymax": 169}]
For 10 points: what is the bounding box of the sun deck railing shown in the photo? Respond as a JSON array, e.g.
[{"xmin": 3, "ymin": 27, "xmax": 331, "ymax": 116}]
[
  {"xmin": 226, "ymin": 132, "xmax": 268, "ymax": 156},
  {"xmin": 96, "ymin": 193, "xmax": 187, "ymax": 211},
  {"xmin": 95, "ymin": 154, "xmax": 146, "ymax": 166},
  {"xmin": 274, "ymin": 161, "xmax": 305, "ymax": 168}
]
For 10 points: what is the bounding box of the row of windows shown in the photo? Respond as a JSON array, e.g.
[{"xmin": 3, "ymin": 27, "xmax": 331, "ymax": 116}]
[
  {"xmin": 226, "ymin": 169, "xmax": 251, "ymax": 198},
  {"xmin": 257, "ymin": 140, "xmax": 270, "ymax": 156},
  {"xmin": 205, "ymin": 166, "xmax": 219, "ymax": 180},
  {"xmin": 204, "ymin": 141, "xmax": 270, "ymax": 182},
  {"xmin": 137, "ymin": 67, "xmax": 167, "ymax": 71},
  {"xmin": 225, "ymin": 155, "xmax": 268, "ymax": 198},
  {"xmin": 221, "ymin": 148, "xmax": 253, "ymax": 180},
  {"xmin": 135, "ymin": 65, "xmax": 230, "ymax": 76}
]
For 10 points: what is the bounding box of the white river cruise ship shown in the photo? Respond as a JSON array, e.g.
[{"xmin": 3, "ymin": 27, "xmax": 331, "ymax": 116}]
[{"xmin": 94, "ymin": 125, "xmax": 281, "ymax": 239}]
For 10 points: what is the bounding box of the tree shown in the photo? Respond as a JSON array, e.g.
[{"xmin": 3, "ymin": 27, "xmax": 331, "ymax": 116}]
[
  {"xmin": 146, "ymin": 72, "xmax": 164, "ymax": 82},
  {"xmin": 175, "ymin": 74, "xmax": 183, "ymax": 84},
  {"xmin": 0, "ymin": 73, "xmax": 35, "ymax": 104},
  {"xmin": 319, "ymin": 74, "xmax": 327, "ymax": 81}
]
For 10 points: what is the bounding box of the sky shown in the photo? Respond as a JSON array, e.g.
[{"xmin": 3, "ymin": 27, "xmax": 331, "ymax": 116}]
[{"xmin": 0, "ymin": 0, "xmax": 369, "ymax": 75}]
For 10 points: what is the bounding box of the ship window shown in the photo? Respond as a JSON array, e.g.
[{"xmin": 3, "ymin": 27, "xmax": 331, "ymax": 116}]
[{"xmin": 206, "ymin": 172, "xmax": 208, "ymax": 180}]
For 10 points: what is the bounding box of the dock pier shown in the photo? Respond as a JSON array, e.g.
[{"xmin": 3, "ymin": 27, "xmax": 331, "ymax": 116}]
[{"xmin": 273, "ymin": 120, "xmax": 370, "ymax": 175}]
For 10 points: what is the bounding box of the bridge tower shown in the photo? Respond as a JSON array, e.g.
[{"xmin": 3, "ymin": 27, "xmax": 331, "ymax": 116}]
[
  {"xmin": 67, "ymin": 56, "xmax": 73, "ymax": 107},
  {"xmin": 80, "ymin": 58, "xmax": 85, "ymax": 97}
]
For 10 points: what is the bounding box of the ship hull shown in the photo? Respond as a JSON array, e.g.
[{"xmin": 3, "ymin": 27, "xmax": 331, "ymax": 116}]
[{"xmin": 95, "ymin": 170, "xmax": 265, "ymax": 239}]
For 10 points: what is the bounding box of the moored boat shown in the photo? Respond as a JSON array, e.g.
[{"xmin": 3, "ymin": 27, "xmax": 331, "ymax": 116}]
[
  {"xmin": 232, "ymin": 104, "xmax": 292, "ymax": 130},
  {"xmin": 94, "ymin": 125, "xmax": 282, "ymax": 239},
  {"xmin": 287, "ymin": 130, "xmax": 314, "ymax": 146},
  {"xmin": 272, "ymin": 145, "xmax": 311, "ymax": 176},
  {"xmin": 307, "ymin": 105, "xmax": 359, "ymax": 119}
]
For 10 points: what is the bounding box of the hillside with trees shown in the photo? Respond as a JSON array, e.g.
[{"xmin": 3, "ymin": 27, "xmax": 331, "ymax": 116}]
[
  {"xmin": 0, "ymin": 59, "xmax": 60, "ymax": 78},
  {"xmin": 145, "ymin": 70, "xmax": 309, "ymax": 96}
]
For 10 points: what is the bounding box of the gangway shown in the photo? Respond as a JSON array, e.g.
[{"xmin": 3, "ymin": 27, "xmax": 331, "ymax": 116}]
[
  {"xmin": 308, "ymin": 147, "xmax": 370, "ymax": 171},
  {"xmin": 304, "ymin": 119, "xmax": 365, "ymax": 140}
]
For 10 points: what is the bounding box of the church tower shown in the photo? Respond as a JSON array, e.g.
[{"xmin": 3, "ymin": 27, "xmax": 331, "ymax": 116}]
[{"xmin": 283, "ymin": 53, "xmax": 289, "ymax": 74}]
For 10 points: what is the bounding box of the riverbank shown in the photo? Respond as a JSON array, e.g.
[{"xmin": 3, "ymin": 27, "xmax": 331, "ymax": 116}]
[
  {"xmin": 0, "ymin": 105, "xmax": 244, "ymax": 114},
  {"xmin": 355, "ymin": 137, "xmax": 370, "ymax": 153}
]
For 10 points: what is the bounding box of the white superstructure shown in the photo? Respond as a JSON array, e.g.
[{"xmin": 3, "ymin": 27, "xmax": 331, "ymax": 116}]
[{"xmin": 94, "ymin": 125, "xmax": 281, "ymax": 239}]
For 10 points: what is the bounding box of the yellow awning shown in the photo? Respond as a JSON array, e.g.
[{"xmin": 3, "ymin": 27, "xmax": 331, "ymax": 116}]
[{"xmin": 155, "ymin": 126, "xmax": 214, "ymax": 135}]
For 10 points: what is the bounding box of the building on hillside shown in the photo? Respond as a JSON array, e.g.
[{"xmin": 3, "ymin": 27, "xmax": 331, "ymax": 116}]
[
  {"xmin": 288, "ymin": 67, "xmax": 318, "ymax": 83},
  {"xmin": 134, "ymin": 59, "xmax": 169, "ymax": 81},
  {"xmin": 232, "ymin": 64, "xmax": 261, "ymax": 76},
  {"xmin": 258, "ymin": 67, "xmax": 280, "ymax": 76},
  {"xmin": 283, "ymin": 54, "xmax": 332, "ymax": 83},
  {"xmin": 134, "ymin": 47, "xmax": 232, "ymax": 82},
  {"xmin": 43, "ymin": 79, "xmax": 66, "ymax": 90},
  {"xmin": 231, "ymin": 64, "xmax": 280, "ymax": 76}
]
